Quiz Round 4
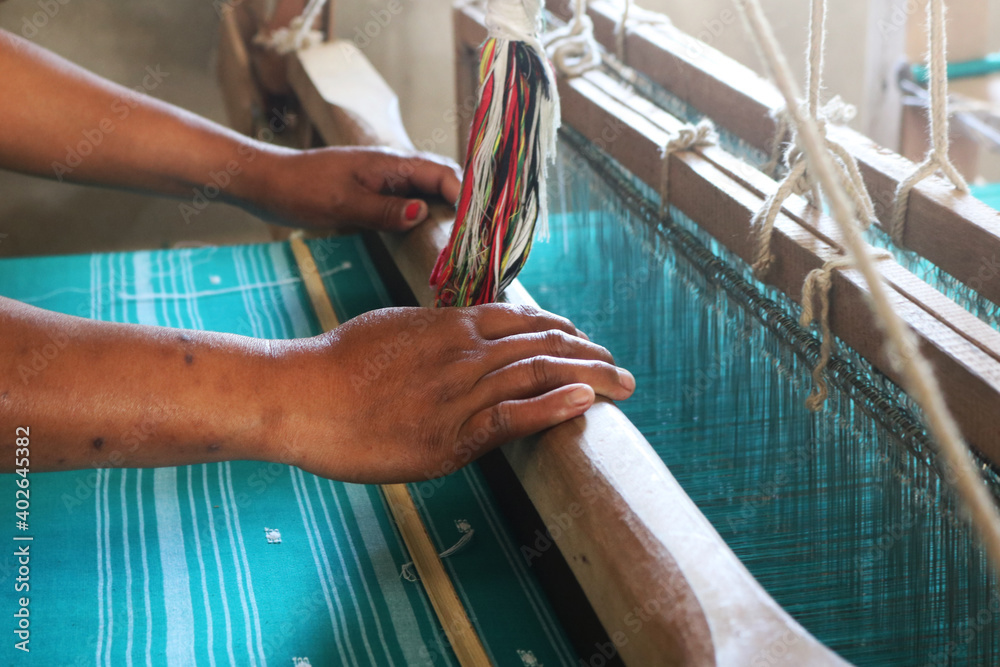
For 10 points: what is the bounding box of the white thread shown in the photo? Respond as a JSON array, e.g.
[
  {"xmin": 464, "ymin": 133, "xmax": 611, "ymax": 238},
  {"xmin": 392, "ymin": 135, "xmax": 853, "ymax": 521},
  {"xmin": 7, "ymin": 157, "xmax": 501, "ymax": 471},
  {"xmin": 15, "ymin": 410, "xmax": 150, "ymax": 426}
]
[
  {"xmin": 737, "ymin": 0, "xmax": 1000, "ymax": 583},
  {"xmin": 889, "ymin": 0, "xmax": 969, "ymax": 245},
  {"xmin": 750, "ymin": 0, "xmax": 874, "ymax": 278},
  {"xmin": 116, "ymin": 262, "xmax": 351, "ymax": 301},
  {"xmin": 659, "ymin": 119, "xmax": 717, "ymax": 216},
  {"xmin": 545, "ymin": 0, "xmax": 601, "ymax": 77},
  {"xmin": 400, "ymin": 520, "xmax": 474, "ymax": 582},
  {"xmin": 253, "ymin": 0, "xmax": 328, "ymax": 54}
]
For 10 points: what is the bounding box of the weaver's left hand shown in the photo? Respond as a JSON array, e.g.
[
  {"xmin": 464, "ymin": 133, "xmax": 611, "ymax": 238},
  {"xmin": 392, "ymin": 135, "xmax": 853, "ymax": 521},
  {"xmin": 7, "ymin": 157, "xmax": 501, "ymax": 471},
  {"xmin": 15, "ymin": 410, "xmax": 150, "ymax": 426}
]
[{"xmin": 245, "ymin": 146, "xmax": 462, "ymax": 233}]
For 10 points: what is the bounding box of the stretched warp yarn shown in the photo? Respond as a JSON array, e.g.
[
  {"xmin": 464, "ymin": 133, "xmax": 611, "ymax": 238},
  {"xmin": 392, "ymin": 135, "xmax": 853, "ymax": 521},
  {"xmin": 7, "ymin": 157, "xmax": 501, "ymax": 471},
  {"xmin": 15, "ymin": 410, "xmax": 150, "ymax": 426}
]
[{"xmin": 431, "ymin": 0, "xmax": 561, "ymax": 307}]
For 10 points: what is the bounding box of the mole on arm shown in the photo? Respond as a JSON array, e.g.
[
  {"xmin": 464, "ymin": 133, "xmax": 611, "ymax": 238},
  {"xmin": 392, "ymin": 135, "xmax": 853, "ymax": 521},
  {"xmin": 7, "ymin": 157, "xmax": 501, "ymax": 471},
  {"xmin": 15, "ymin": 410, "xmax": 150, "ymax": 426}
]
[
  {"xmin": 92, "ymin": 437, "xmax": 105, "ymax": 449},
  {"xmin": 184, "ymin": 353, "xmax": 195, "ymax": 365}
]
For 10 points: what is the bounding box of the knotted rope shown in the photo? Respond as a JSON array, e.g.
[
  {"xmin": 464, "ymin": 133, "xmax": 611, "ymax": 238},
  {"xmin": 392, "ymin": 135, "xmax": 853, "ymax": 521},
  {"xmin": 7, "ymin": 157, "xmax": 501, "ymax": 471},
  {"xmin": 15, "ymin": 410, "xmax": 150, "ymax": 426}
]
[
  {"xmin": 736, "ymin": 0, "xmax": 1000, "ymax": 583},
  {"xmin": 546, "ymin": 0, "xmax": 602, "ymax": 77},
  {"xmin": 659, "ymin": 119, "xmax": 718, "ymax": 216},
  {"xmin": 751, "ymin": 0, "xmax": 875, "ymax": 278},
  {"xmin": 799, "ymin": 250, "xmax": 892, "ymax": 411},
  {"xmin": 889, "ymin": 0, "xmax": 969, "ymax": 246}
]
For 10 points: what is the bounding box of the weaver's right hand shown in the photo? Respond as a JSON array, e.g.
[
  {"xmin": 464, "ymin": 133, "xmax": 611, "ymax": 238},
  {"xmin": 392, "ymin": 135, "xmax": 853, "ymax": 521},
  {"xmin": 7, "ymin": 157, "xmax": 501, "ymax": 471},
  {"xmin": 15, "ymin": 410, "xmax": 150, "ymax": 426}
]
[{"xmin": 271, "ymin": 304, "xmax": 636, "ymax": 484}]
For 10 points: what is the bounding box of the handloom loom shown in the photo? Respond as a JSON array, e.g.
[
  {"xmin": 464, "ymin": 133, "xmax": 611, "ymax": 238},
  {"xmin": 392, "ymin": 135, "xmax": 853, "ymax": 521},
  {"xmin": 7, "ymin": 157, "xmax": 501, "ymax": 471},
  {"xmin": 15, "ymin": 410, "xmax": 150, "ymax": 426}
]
[{"xmin": 7, "ymin": 0, "xmax": 1000, "ymax": 665}]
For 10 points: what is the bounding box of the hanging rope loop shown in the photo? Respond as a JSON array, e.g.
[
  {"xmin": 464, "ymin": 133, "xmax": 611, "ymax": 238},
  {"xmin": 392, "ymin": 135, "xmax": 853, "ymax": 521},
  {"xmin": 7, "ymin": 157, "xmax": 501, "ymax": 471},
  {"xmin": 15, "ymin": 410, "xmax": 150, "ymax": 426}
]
[
  {"xmin": 751, "ymin": 0, "xmax": 875, "ymax": 280},
  {"xmin": 889, "ymin": 0, "xmax": 970, "ymax": 246}
]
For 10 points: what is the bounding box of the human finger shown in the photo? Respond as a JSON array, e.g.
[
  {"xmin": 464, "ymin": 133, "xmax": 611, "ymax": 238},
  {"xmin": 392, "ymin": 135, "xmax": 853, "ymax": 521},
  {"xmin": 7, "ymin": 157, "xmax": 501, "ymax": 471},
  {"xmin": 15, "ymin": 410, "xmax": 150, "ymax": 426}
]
[
  {"xmin": 457, "ymin": 384, "xmax": 597, "ymax": 453},
  {"xmin": 471, "ymin": 356, "xmax": 634, "ymax": 407}
]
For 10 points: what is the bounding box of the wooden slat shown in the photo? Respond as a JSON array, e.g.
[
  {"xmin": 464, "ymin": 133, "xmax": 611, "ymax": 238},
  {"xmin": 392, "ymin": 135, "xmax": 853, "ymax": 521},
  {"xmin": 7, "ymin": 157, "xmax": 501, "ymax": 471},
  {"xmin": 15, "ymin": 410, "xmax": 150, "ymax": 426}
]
[
  {"xmin": 535, "ymin": 0, "xmax": 1000, "ymax": 308},
  {"xmin": 288, "ymin": 33, "xmax": 843, "ymax": 666},
  {"xmin": 288, "ymin": 233, "xmax": 491, "ymax": 667}
]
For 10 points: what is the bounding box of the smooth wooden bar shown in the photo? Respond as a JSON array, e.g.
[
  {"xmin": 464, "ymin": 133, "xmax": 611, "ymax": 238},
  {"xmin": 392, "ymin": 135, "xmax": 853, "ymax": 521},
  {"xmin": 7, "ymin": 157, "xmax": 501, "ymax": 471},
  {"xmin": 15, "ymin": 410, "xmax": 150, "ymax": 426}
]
[
  {"xmin": 540, "ymin": 0, "xmax": 1000, "ymax": 308},
  {"xmin": 288, "ymin": 36, "xmax": 843, "ymax": 666}
]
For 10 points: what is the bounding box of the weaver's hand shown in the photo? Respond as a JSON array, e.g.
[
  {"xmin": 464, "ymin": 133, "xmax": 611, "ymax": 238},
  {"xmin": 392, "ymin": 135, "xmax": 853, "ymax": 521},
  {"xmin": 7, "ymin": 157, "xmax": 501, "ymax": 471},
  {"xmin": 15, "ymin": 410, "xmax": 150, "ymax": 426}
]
[
  {"xmin": 244, "ymin": 147, "xmax": 462, "ymax": 233},
  {"xmin": 274, "ymin": 304, "xmax": 636, "ymax": 484}
]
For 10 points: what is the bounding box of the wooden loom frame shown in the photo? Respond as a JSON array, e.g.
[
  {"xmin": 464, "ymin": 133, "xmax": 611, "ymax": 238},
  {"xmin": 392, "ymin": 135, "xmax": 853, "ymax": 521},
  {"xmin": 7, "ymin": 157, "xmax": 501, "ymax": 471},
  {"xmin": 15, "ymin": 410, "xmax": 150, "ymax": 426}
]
[{"xmin": 215, "ymin": 1, "xmax": 1000, "ymax": 665}]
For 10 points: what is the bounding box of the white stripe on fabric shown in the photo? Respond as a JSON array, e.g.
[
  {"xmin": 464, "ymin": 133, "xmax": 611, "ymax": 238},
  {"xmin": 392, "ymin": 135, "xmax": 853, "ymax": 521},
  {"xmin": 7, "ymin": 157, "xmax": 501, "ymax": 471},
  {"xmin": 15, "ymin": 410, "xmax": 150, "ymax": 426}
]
[
  {"xmin": 311, "ymin": 476, "xmax": 380, "ymax": 665},
  {"xmin": 267, "ymin": 243, "xmax": 316, "ymax": 338},
  {"xmin": 187, "ymin": 466, "xmax": 217, "ymax": 667},
  {"xmin": 95, "ymin": 467, "xmax": 105, "ymax": 667},
  {"xmin": 152, "ymin": 468, "xmax": 197, "ymax": 666},
  {"xmin": 103, "ymin": 461, "xmax": 114, "ymax": 666},
  {"xmin": 216, "ymin": 464, "xmax": 258, "ymax": 667},
  {"xmin": 342, "ymin": 483, "xmax": 439, "ymax": 667},
  {"xmin": 223, "ymin": 463, "xmax": 267, "ymax": 667},
  {"xmin": 289, "ymin": 468, "xmax": 350, "ymax": 665},
  {"xmin": 294, "ymin": 468, "xmax": 360, "ymax": 665},
  {"xmin": 201, "ymin": 464, "xmax": 237, "ymax": 666},
  {"xmin": 136, "ymin": 469, "xmax": 153, "ymax": 667},
  {"xmin": 121, "ymin": 470, "xmax": 135, "ymax": 667}
]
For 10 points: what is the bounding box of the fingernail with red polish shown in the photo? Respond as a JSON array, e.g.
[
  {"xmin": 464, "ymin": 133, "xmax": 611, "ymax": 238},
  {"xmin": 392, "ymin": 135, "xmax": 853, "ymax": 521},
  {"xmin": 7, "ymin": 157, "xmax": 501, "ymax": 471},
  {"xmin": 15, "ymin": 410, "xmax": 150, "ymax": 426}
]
[{"xmin": 404, "ymin": 202, "xmax": 422, "ymax": 222}]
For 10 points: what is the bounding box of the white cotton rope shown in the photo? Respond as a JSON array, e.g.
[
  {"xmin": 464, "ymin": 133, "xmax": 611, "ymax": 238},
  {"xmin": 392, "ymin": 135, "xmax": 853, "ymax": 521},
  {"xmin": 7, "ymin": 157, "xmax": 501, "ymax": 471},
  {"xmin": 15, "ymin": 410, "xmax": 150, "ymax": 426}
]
[
  {"xmin": 799, "ymin": 250, "xmax": 892, "ymax": 411},
  {"xmin": 735, "ymin": 0, "xmax": 1000, "ymax": 582},
  {"xmin": 888, "ymin": 0, "xmax": 969, "ymax": 246},
  {"xmin": 545, "ymin": 0, "xmax": 602, "ymax": 77},
  {"xmin": 253, "ymin": 0, "xmax": 328, "ymax": 54},
  {"xmin": 750, "ymin": 0, "xmax": 875, "ymax": 278},
  {"xmin": 659, "ymin": 119, "xmax": 718, "ymax": 217}
]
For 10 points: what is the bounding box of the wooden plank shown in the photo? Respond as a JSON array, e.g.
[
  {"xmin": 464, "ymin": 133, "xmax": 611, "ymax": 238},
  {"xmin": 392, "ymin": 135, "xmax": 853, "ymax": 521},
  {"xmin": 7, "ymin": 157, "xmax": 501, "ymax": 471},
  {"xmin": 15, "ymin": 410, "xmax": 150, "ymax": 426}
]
[
  {"xmin": 289, "ymin": 33, "xmax": 843, "ymax": 666},
  {"xmin": 530, "ymin": 1, "xmax": 1000, "ymax": 308},
  {"xmin": 287, "ymin": 233, "xmax": 491, "ymax": 667}
]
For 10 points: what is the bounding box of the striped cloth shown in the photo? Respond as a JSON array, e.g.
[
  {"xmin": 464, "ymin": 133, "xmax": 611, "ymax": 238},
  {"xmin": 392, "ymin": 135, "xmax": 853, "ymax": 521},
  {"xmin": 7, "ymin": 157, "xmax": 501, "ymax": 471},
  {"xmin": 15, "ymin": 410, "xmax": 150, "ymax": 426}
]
[{"xmin": 0, "ymin": 238, "xmax": 576, "ymax": 666}]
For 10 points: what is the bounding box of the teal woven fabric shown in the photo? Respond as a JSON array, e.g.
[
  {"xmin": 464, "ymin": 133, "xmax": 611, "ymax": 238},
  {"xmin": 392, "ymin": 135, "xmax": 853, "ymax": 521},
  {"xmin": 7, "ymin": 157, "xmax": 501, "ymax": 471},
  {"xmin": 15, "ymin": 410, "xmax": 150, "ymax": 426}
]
[{"xmin": 0, "ymin": 238, "xmax": 575, "ymax": 667}]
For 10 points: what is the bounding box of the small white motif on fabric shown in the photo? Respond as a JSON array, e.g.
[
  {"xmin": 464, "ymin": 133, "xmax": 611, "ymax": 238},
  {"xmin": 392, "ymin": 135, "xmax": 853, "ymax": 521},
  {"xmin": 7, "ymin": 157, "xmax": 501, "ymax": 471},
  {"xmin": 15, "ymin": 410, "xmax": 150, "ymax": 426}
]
[
  {"xmin": 209, "ymin": 275, "xmax": 222, "ymax": 285},
  {"xmin": 291, "ymin": 658, "xmax": 311, "ymax": 666},
  {"xmin": 517, "ymin": 649, "xmax": 543, "ymax": 666},
  {"xmin": 264, "ymin": 527, "xmax": 282, "ymax": 544}
]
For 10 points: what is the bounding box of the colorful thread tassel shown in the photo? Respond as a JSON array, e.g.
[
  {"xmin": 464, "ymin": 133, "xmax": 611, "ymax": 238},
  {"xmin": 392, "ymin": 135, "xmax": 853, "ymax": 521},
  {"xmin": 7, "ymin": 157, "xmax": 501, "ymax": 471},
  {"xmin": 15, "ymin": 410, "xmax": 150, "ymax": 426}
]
[{"xmin": 431, "ymin": 0, "xmax": 560, "ymax": 307}]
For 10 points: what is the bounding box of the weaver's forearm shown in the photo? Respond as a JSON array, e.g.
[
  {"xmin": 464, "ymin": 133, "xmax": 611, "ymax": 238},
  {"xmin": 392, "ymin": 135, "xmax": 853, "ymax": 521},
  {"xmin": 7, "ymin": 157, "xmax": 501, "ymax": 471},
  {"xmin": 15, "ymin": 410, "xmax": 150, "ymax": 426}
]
[
  {"xmin": 0, "ymin": 297, "xmax": 282, "ymax": 472},
  {"xmin": 0, "ymin": 29, "xmax": 282, "ymax": 202}
]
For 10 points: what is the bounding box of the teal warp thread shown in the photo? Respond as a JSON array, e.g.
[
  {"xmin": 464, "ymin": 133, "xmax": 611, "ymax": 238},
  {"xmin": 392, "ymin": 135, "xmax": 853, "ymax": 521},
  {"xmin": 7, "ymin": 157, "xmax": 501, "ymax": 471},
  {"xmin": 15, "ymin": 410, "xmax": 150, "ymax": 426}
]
[{"xmin": 518, "ymin": 128, "xmax": 1000, "ymax": 665}]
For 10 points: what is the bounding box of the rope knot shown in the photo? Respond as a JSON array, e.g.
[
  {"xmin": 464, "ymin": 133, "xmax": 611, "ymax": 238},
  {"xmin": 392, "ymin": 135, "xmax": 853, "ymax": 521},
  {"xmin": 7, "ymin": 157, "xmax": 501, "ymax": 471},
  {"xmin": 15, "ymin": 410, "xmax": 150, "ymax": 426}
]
[
  {"xmin": 799, "ymin": 249, "xmax": 893, "ymax": 411},
  {"xmin": 659, "ymin": 119, "xmax": 717, "ymax": 216}
]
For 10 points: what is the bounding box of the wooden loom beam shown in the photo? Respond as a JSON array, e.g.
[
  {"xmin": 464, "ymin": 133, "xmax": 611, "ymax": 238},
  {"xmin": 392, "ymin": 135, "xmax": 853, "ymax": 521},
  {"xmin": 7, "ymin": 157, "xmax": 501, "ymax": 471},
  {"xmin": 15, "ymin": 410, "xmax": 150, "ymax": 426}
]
[
  {"xmin": 286, "ymin": 36, "xmax": 842, "ymax": 665},
  {"xmin": 544, "ymin": 0, "xmax": 1000, "ymax": 309},
  {"xmin": 451, "ymin": 7, "xmax": 1000, "ymax": 466}
]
